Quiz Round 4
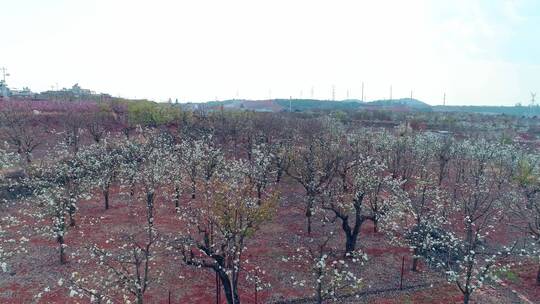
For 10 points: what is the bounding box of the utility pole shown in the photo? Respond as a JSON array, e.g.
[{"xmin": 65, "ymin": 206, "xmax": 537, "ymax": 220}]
[
  {"xmin": 530, "ymin": 92, "xmax": 537, "ymax": 116},
  {"xmin": 0, "ymin": 67, "xmax": 9, "ymax": 83},
  {"xmin": 443, "ymin": 93, "xmax": 446, "ymax": 106},
  {"xmin": 0, "ymin": 67, "xmax": 9, "ymax": 98},
  {"xmin": 289, "ymin": 96, "xmax": 292, "ymax": 112}
]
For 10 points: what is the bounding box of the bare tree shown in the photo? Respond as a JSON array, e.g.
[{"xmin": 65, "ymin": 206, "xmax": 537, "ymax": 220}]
[
  {"xmin": 85, "ymin": 107, "xmax": 112, "ymax": 143},
  {"xmin": 0, "ymin": 105, "xmax": 43, "ymax": 164}
]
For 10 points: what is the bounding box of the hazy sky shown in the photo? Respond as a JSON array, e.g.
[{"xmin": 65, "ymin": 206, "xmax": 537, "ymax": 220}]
[{"xmin": 1, "ymin": 0, "xmax": 539, "ymax": 105}]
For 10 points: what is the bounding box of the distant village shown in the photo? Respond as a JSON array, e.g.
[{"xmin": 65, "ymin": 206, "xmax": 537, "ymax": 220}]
[{"xmin": 0, "ymin": 74, "xmax": 111, "ymax": 102}]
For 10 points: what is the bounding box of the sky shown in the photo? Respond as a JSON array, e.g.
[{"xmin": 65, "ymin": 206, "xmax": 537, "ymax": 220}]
[{"xmin": 0, "ymin": 0, "xmax": 539, "ymax": 105}]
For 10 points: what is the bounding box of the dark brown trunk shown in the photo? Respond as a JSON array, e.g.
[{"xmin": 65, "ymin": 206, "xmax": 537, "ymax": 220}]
[
  {"xmin": 343, "ymin": 217, "xmax": 359, "ymax": 254},
  {"xmin": 104, "ymin": 190, "xmax": 109, "ymax": 210},
  {"xmin": 69, "ymin": 209, "xmax": 76, "ymax": 227},
  {"xmin": 345, "ymin": 235, "xmax": 356, "ymax": 253},
  {"xmin": 174, "ymin": 186, "xmax": 180, "ymax": 211},
  {"xmin": 537, "ymin": 264, "xmax": 540, "ymax": 285},
  {"xmin": 306, "ymin": 211, "xmax": 312, "ymax": 235},
  {"xmin": 58, "ymin": 235, "xmax": 66, "ymax": 264},
  {"xmin": 306, "ymin": 196, "xmax": 314, "ymax": 235},
  {"xmin": 463, "ymin": 292, "xmax": 470, "ymax": 304},
  {"xmin": 218, "ymin": 270, "xmax": 240, "ymax": 304}
]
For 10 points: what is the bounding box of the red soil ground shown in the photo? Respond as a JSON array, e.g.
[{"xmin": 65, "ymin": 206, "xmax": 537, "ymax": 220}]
[{"xmin": 1, "ymin": 179, "xmax": 538, "ymax": 303}]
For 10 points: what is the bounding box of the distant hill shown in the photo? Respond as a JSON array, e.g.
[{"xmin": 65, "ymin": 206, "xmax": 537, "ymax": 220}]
[
  {"xmin": 165, "ymin": 97, "xmax": 540, "ymax": 117},
  {"xmin": 274, "ymin": 99, "xmax": 363, "ymax": 112},
  {"xmin": 181, "ymin": 98, "xmax": 436, "ymax": 113},
  {"xmin": 182, "ymin": 99, "xmax": 365, "ymax": 112},
  {"xmin": 368, "ymin": 98, "xmax": 431, "ymax": 109}
]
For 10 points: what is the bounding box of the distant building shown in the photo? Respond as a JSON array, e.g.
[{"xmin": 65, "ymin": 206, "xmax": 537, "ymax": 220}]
[
  {"xmin": 11, "ymin": 87, "xmax": 35, "ymax": 98},
  {"xmin": 0, "ymin": 80, "xmax": 10, "ymax": 98},
  {"xmin": 36, "ymin": 83, "xmax": 111, "ymax": 101},
  {"xmin": 70, "ymin": 83, "xmax": 93, "ymax": 97}
]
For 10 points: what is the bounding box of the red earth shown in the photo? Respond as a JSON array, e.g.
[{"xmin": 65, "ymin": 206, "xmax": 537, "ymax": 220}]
[{"xmin": 1, "ymin": 177, "xmax": 538, "ymax": 304}]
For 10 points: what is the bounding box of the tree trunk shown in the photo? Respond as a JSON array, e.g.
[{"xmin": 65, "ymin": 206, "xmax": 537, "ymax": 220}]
[
  {"xmin": 69, "ymin": 208, "xmax": 76, "ymax": 227},
  {"xmin": 306, "ymin": 211, "xmax": 312, "ymax": 235},
  {"xmin": 103, "ymin": 189, "xmax": 109, "ymax": 210},
  {"xmin": 58, "ymin": 235, "xmax": 66, "ymax": 264},
  {"xmin": 463, "ymin": 292, "xmax": 470, "ymax": 304},
  {"xmin": 136, "ymin": 291, "xmax": 144, "ymax": 304},
  {"xmin": 257, "ymin": 187, "xmax": 262, "ymax": 206},
  {"xmin": 412, "ymin": 248, "xmax": 419, "ymax": 272},
  {"xmin": 316, "ymin": 281, "xmax": 323, "ymax": 304},
  {"xmin": 174, "ymin": 186, "xmax": 181, "ymax": 211},
  {"xmin": 536, "ymin": 264, "xmax": 540, "ymax": 285},
  {"xmin": 438, "ymin": 162, "xmax": 445, "ymax": 186},
  {"xmin": 342, "ymin": 217, "xmax": 360, "ymax": 254},
  {"xmin": 146, "ymin": 192, "xmax": 154, "ymax": 220},
  {"xmin": 219, "ymin": 270, "xmax": 240, "ymax": 304},
  {"xmin": 373, "ymin": 219, "xmax": 378, "ymax": 233},
  {"xmin": 306, "ymin": 196, "xmax": 314, "ymax": 235},
  {"xmin": 345, "ymin": 234, "xmax": 357, "ymax": 254}
]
